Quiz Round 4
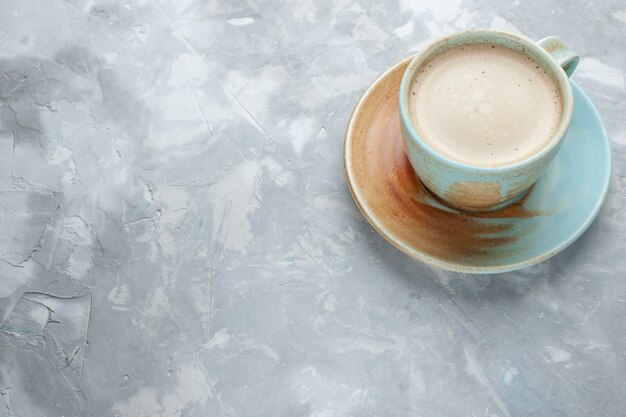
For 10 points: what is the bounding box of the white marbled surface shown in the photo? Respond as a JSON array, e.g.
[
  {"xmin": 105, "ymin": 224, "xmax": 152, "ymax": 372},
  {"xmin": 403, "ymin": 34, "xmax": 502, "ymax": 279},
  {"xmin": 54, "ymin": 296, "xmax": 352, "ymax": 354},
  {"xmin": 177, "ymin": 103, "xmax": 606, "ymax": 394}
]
[{"xmin": 1, "ymin": 0, "xmax": 626, "ymax": 416}]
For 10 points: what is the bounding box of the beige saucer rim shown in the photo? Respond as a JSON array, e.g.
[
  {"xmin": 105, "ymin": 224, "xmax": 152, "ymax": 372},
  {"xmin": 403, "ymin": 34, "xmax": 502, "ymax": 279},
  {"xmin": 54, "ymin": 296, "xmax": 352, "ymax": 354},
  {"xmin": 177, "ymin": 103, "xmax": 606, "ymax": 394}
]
[{"xmin": 343, "ymin": 56, "xmax": 466, "ymax": 272}]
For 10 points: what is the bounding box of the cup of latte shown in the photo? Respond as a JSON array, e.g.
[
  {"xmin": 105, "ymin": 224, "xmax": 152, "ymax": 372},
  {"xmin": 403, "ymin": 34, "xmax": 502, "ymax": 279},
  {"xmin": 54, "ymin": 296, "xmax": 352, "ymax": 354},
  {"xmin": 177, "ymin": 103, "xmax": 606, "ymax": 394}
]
[{"xmin": 399, "ymin": 29, "xmax": 579, "ymax": 212}]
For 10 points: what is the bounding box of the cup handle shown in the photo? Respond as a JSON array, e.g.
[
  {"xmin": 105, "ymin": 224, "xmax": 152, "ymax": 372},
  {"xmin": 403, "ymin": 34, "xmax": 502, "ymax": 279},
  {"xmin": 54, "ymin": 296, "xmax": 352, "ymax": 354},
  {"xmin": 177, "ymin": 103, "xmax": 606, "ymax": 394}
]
[{"xmin": 537, "ymin": 36, "xmax": 579, "ymax": 77}]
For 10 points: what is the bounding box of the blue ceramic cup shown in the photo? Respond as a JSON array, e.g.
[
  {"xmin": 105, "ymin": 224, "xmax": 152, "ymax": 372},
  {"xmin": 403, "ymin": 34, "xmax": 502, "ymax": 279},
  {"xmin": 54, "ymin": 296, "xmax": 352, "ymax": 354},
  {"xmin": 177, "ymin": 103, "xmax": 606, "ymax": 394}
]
[{"xmin": 399, "ymin": 29, "xmax": 579, "ymax": 212}]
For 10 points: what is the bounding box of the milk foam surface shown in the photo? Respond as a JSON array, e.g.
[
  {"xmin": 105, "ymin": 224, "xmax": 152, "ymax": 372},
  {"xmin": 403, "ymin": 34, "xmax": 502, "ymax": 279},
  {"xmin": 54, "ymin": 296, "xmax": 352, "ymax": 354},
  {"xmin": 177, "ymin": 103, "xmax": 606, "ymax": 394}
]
[{"xmin": 408, "ymin": 44, "xmax": 562, "ymax": 167}]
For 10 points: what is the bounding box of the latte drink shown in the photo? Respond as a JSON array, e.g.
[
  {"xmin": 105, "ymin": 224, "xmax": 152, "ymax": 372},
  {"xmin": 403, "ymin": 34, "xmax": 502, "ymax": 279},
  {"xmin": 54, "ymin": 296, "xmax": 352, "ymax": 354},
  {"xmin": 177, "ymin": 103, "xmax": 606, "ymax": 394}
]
[{"xmin": 408, "ymin": 43, "xmax": 563, "ymax": 167}]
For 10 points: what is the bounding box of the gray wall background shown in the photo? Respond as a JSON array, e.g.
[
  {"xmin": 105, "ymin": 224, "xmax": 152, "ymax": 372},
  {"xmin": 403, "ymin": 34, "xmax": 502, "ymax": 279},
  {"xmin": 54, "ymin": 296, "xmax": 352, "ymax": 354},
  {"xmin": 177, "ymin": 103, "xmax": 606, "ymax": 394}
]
[{"xmin": 0, "ymin": 0, "xmax": 625, "ymax": 416}]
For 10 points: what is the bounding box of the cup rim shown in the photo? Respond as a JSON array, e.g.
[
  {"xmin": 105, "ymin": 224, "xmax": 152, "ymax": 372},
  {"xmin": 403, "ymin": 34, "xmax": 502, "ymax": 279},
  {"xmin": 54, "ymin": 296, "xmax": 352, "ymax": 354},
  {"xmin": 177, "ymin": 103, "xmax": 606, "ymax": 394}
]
[{"xmin": 399, "ymin": 28, "xmax": 575, "ymax": 172}]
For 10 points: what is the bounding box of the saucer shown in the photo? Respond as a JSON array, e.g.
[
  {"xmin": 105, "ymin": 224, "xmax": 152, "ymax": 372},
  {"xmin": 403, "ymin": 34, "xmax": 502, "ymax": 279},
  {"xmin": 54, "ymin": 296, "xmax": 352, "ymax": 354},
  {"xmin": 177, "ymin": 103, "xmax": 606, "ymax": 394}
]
[{"xmin": 344, "ymin": 57, "xmax": 611, "ymax": 274}]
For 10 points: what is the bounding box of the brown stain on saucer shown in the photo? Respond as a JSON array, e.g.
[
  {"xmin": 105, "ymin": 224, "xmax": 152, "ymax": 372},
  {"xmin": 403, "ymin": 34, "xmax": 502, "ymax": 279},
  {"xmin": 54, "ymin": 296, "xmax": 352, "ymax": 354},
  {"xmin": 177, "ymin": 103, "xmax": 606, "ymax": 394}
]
[{"xmin": 344, "ymin": 58, "xmax": 541, "ymax": 265}]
